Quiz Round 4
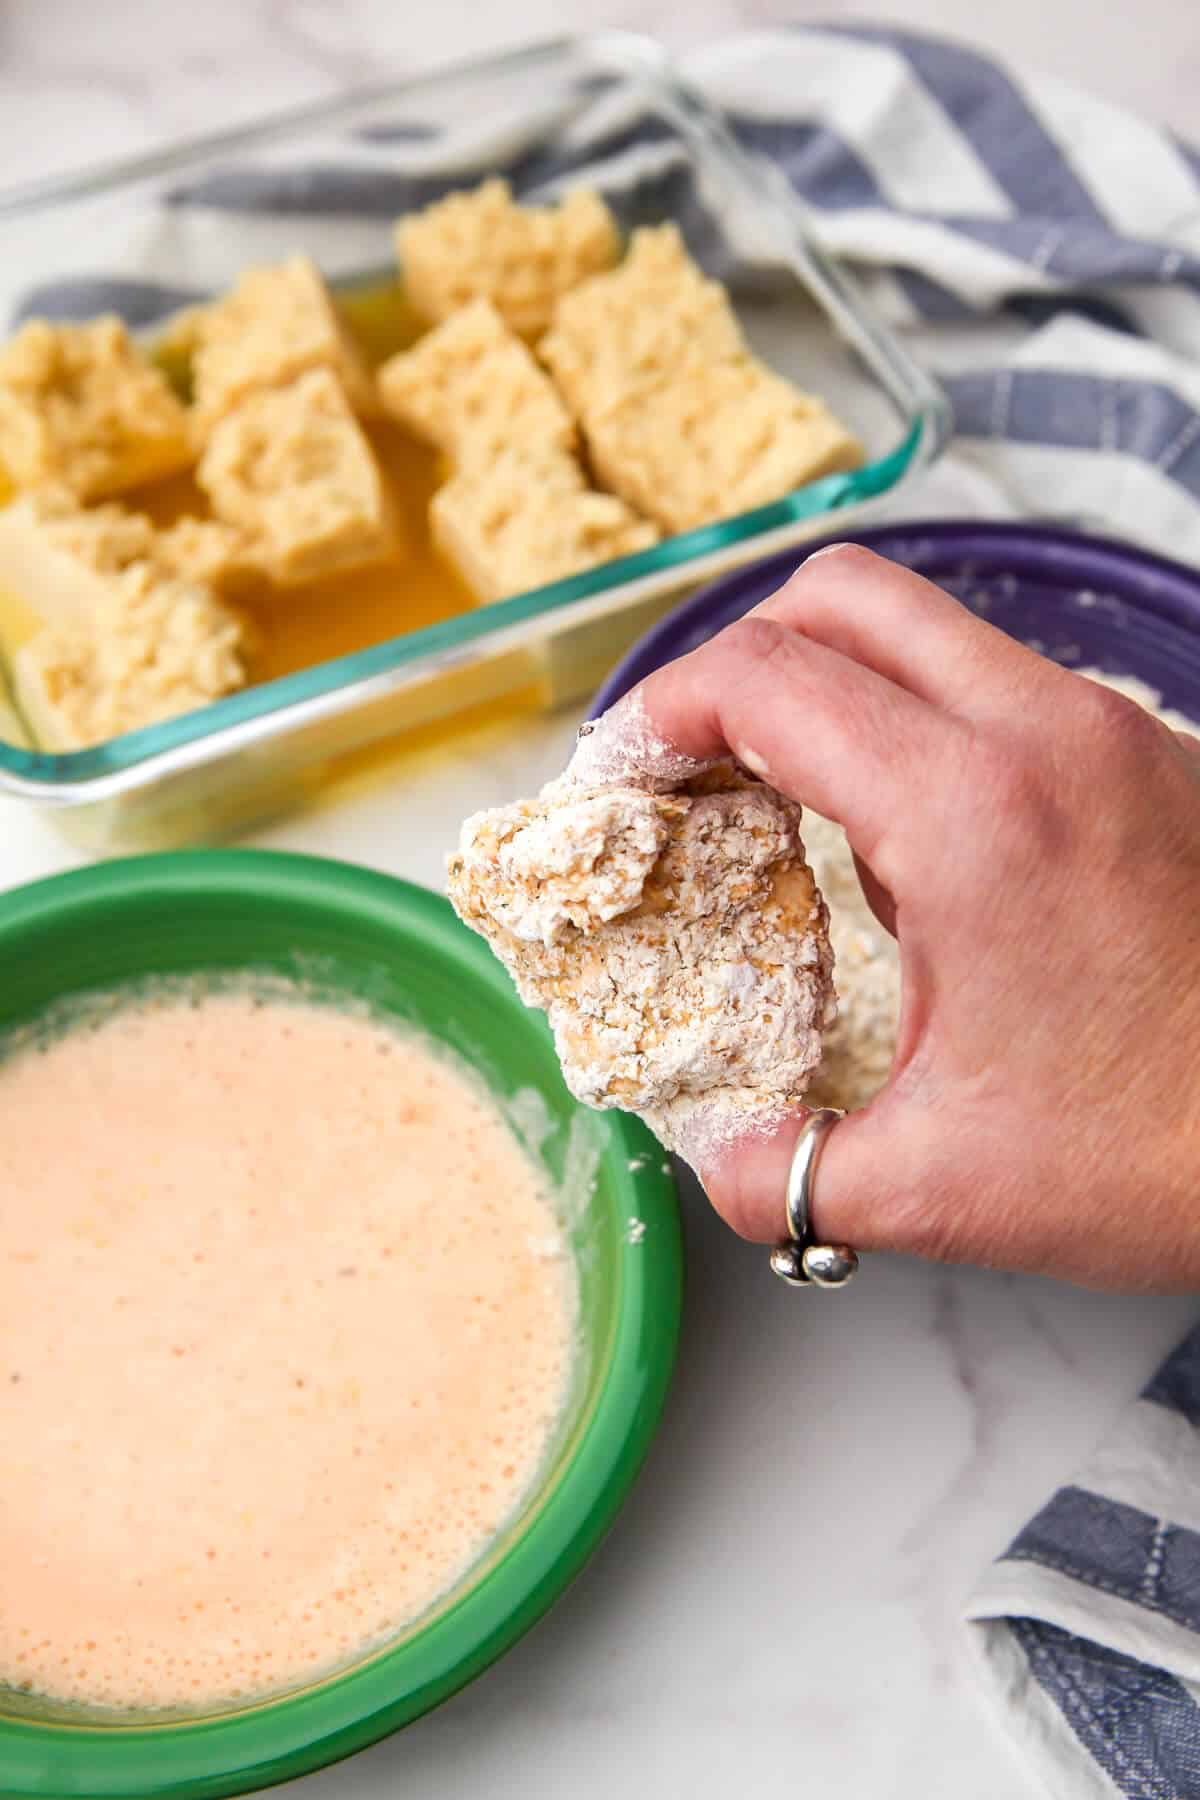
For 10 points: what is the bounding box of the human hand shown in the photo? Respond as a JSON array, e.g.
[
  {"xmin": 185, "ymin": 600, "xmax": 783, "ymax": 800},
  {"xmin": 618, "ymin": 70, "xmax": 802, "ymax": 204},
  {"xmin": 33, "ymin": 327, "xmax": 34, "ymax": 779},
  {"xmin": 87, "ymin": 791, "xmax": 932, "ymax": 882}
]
[{"xmin": 594, "ymin": 544, "xmax": 1200, "ymax": 1291}]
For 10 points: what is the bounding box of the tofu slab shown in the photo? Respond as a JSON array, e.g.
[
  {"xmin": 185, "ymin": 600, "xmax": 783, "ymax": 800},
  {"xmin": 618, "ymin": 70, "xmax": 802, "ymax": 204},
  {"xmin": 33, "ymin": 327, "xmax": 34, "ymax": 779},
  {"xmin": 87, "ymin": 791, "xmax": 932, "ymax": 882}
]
[
  {"xmin": 14, "ymin": 563, "xmax": 246, "ymax": 751},
  {"xmin": 430, "ymin": 447, "xmax": 658, "ymax": 603},
  {"xmin": 539, "ymin": 223, "xmax": 745, "ymax": 417},
  {"xmin": 397, "ymin": 179, "xmax": 618, "ymax": 338},
  {"xmin": 0, "ymin": 317, "xmax": 192, "ymax": 501},
  {"xmin": 378, "ymin": 299, "xmax": 574, "ymax": 463},
  {"xmin": 197, "ymin": 369, "xmax": 398, "ymax": 587},
  {"xmin": 584, "ymin": 358, "xmax": 864, "ymax": 534},
  {"xmin": 188, "ymin": 256, "xmax": 378, "ymax": 434}
]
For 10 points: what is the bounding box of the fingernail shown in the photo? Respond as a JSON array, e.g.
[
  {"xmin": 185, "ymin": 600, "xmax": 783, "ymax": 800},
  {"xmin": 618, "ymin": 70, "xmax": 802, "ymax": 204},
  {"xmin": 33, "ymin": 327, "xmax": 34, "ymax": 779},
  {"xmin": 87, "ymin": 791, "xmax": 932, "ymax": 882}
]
[
  {"xmin": 734, "ymin": 742, "xmax": 771, "ymax": 779},
  {"xmin": 564, "ymin": 691, "xmax": 708, "ymax": 790}
]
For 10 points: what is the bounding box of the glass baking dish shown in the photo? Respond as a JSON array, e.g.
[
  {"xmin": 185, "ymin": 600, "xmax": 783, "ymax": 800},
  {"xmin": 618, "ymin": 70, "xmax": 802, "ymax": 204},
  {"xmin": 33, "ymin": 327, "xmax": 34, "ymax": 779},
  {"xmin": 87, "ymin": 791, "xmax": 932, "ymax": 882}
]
[{"xmin": 0, "ymin": 32, "xmax": 949, "ymax": 853}]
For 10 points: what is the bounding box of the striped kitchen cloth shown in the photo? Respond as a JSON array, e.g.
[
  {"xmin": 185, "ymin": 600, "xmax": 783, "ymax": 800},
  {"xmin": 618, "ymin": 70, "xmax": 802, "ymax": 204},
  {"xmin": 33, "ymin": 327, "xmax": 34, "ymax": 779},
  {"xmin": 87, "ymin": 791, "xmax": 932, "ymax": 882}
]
[
  {"xmin": 969, "ymin": 1328, "xmax": 1200, "ymax": 1800},
  {"xmin": 685, "ymin": 26, "xmax": 1200, "ymax": 555},
  {"xmin": 6, "ymin": 24, "xmax": 1200, "ymax": 1794}
]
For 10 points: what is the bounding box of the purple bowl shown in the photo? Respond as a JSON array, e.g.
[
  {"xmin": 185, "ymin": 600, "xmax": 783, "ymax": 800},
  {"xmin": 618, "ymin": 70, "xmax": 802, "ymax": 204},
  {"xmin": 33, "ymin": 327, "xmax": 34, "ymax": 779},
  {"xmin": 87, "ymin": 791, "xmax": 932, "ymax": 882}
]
[{"xmin": 590, "ymin": 521, "xmax": 1200, "ymax": 722}]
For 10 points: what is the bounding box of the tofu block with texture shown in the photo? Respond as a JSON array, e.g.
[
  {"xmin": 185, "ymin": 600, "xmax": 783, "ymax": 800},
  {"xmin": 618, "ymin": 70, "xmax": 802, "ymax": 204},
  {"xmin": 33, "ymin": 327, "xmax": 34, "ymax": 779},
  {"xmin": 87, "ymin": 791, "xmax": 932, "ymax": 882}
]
[
  {"xmin": 0, "ymin": 487, "xmax": 258, "ymax": 633},
  {"xmin": 430, "ymin": 448, "xmax": 659, "ymax": 604},
  {"xmin": 378, "ymin": 298, "xmax": 574, "ymax": 463},
  {"xmin": 154, "ymin": 517, "xmax": 262, "ymax": 597},
  {"xmin": 539, "ymin": 223, "xmax": 746, "ymax": 416},
  {"xmin": 585, "ymin": 358, "xmax": 864, "ymax": 534},
  {"xmin": 189, "ymin": 256, "xmax": 378, "ymax": 433},
  {"xmin": 197, "ymin": 368, "xmax": 398, "ymax": 587},
  {"xmin": 0, "ymin": 486, "xmax": 157, "ymax": 631},
  {"xmin": 13, "ymin": 562, "xmax": 246, "ymax": 751},
  {"xmin": 0, "ymin": 317, "xmax": 192, "ymax": 501},
  {"xmin": 397, "ymin": 179, "xmax": 618, "ymax": 339}
]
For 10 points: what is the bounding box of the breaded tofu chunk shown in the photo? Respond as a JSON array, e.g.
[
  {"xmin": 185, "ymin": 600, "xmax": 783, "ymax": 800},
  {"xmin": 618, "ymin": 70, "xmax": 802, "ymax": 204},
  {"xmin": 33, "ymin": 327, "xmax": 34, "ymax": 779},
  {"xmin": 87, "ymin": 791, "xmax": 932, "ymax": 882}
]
[
  {"xmin": 188, "ymin": 255, "xmax": 378, "ymax": 433},
  {"xmin": 0, "ymin": 317, "xmax": 192, "ymax": 501},
  {"xmin": 397, "ymin": 179, "xmax": 618, "ymax": 338},
  {"xmin": 539, "ymin": 223, "xmax": 745, "ymax": 415},
  {"xmin": 377, "ymin": 299, "xmax": 574, "ymax": 463},
  {"xmin": 584, "ymin": 358, "xmax": 864, "ymax": 534},
  {"xmin": 13, "ymin": 562, "xmax": 246, "ymax": 751},
  {"xmin": 447, "ymin": 760, "xmax": 834, "ymax": 1158},
  {"xmin": 430, "ymin": 447, "xmax": 658, "ymax": 603},
  {"xmin": 197, "ymin": 369, "xmax": 398, "ymax": 587}
]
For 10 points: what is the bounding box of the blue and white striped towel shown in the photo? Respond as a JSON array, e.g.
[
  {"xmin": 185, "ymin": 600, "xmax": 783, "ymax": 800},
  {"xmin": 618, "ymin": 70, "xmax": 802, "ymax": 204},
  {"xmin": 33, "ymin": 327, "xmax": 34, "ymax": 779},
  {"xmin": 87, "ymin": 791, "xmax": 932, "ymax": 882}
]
[
  {"xmin": 685, "ymin": 26, "xmax": 1200, "ymax": 557},
  {"xmin": 10, "ymin": 25, "xmax": 1200, "ymax": 1795}
]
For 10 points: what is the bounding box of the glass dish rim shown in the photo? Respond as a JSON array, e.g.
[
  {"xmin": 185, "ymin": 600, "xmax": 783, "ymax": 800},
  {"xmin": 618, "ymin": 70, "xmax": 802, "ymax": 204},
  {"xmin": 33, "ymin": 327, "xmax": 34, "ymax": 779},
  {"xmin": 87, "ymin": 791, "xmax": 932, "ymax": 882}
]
[
  {"xmin": 0, "ymin": 849, "xmax": 684, "ymax": 1800},
  {"xmin": 0, "ymin": 30, "xmax": 950, "ymax": 804}
]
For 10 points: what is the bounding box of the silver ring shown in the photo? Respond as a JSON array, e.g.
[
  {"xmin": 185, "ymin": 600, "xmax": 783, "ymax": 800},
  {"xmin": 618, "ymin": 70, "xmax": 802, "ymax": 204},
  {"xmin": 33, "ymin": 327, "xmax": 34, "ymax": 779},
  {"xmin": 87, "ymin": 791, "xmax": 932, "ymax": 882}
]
[{"xmin": 769, "ymin": 1107, "xmax": 860, "ymax": 1289}]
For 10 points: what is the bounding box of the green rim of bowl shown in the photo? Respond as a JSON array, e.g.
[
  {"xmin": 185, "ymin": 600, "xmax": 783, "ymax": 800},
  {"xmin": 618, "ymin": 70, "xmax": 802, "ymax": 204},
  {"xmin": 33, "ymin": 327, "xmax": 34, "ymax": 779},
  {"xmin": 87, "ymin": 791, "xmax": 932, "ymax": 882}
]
[{"xmin": 0, "ymin": 850, "xmax": 682, "ymax": 1800}]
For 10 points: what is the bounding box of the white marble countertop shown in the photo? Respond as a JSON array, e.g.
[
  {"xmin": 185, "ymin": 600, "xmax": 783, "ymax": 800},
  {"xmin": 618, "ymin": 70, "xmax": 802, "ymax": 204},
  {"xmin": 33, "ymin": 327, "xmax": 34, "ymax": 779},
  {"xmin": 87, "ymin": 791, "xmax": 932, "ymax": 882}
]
[{"xmin": 3, "ymin": 4, "xmax": 1200, "ymax": 1796}]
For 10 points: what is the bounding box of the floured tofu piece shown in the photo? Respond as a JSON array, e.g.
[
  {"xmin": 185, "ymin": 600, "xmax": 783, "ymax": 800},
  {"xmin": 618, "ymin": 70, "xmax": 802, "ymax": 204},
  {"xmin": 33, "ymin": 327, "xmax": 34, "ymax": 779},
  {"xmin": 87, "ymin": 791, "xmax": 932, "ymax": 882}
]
[
  {"xmin": 197, "ymin": 368, "xmax": 398, "ymax": 587},
  {"xmin": 430, "ymin": 447, "xmax": 658, "ymax": 603},
  {"xmin": 447, "ymin": 762, "xmax": 835, "ymax": 1158},
  {"xmin": 377, "ymin": 299, "xmax": 574, "ymax": 462},
  {"xmin": 539, "ymin": 223, "xmax": 745, "ymax": 416},
  {"xmin": 397, "ymin": 179, "xmax": 618, "ymax": 338},
  {"xmin": 585, "ymin": 358, "xmax": 864, "ymax": 535},
  {"xmin": 188, "ymin": 256, "xmax": 378, "ymax": 433},
  {"xmin": 13, "ymin": 563, "xmax": 246, "ymax": 751},
  {"xmin": 801, "ymin": 808, "xmax": 902, "ymax": 1115},
  {"xmin": 0, "ymin": 317, "xmax": 192, "ymax": 501}
]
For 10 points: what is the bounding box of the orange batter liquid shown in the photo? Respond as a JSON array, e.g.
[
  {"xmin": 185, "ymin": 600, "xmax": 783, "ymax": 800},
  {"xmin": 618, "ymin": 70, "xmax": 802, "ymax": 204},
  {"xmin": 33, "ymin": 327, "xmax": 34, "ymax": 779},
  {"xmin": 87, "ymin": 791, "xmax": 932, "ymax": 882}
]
[{"xmin": 0, "ymin": 991, "xmax": 577, "ymax": 1713}]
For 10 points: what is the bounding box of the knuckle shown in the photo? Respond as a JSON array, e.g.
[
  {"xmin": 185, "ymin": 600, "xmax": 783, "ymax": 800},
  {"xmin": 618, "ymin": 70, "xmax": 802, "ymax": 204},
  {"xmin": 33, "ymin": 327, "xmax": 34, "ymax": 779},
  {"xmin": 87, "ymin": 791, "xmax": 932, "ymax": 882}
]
[
  {"xmin": 752, "ymin": 545, "xmax": 873, "ymax": 614},
  {"xmin": 718, "ymin": 613, "xmax": 796, "ymax": 671},
  {"xmin": 1073, "ymin": 678, "xmax": 1162, "ymax": 756},
  {"xmin": 755, "ymin": 544, "xmax": 899, "ymax": 626},
  {"xmin": 965, "ymin": 732, "xmax": 1058, "ymax": 843}
]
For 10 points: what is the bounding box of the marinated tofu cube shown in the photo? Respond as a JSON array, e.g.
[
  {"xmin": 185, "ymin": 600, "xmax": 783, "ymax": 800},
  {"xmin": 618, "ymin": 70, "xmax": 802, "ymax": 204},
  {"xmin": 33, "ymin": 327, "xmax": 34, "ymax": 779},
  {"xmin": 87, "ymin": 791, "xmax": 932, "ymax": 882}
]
[
  {"xmin": 0, "ymin": 317, "xmax": 192, "ymax": 501},
  {"xmin": 430, "ymin": 447, "xmax": 658, "ymax": 603},
  {"xmin": 539, "ymin": 224, "xmax": 745, "ymax": 416},
  {"xmin": 154, "ymin": 517, "xmax": 262, "ymax": 597},
  {"xmin": 0, "ymin": 486, "xmax": 158, "ymax": 631},
  {"xmin": 197, "ymin": 368, "xmax": 398, "ymax": 587},
  {"xmin": 584, "ymin": 358, "xmax": 863, "ymax": 534},
  {"xmin": 189, "ymin": 255, "xmax": 378, "ymax": 433},
  {"xmin": 378, "ymin": 298, "xmax": 574, "ymax": 463},
  {"xmin": 13, "ymin": 563, "xmax": 246, "ymax": 751},
  {"xmin": 397, "ymin": 179, "xmax": 618, "ymax": 338}
]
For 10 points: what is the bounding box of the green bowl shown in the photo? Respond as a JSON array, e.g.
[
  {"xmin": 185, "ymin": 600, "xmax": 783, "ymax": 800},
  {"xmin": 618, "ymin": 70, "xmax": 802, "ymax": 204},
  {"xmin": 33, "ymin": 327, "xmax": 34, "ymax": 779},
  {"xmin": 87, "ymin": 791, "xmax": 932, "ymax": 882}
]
[{"xmin": 0, "ymin": 850, "xmax": 682, "ymax": 1800}]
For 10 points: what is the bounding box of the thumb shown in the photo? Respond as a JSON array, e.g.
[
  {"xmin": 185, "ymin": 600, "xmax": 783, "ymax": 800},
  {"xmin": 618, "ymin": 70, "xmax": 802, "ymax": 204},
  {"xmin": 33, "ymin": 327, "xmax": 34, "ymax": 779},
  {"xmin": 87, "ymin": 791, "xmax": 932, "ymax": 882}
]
[{"xmin": 693, "ymin": 1094, "xmax": 935, "ymax": 1256}]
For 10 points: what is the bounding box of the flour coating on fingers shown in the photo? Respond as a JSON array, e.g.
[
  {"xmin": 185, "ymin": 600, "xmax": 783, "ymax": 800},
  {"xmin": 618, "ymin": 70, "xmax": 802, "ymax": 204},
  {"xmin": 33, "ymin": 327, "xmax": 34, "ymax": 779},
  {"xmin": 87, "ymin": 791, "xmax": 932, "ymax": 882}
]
[{"xmin": 565, "ymin": 689, "xmax": 711, "ymax": 791}]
